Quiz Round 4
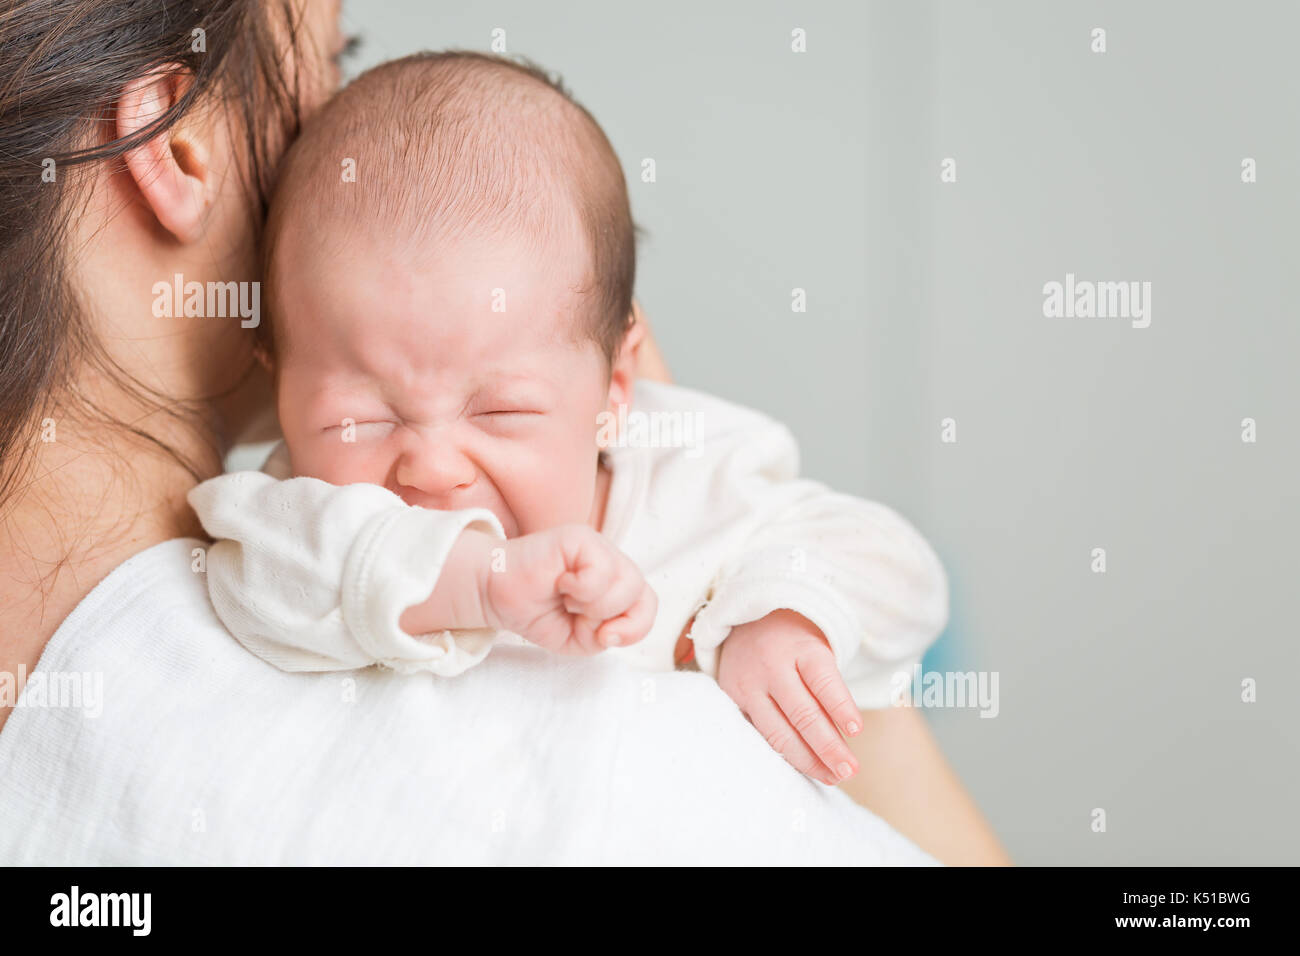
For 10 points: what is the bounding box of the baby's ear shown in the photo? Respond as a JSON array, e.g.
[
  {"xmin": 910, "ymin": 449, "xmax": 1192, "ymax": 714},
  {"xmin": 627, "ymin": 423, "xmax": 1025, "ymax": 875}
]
[{"xmin": 606, "ymin": 308, "xmax": 646, "ymax": 410}]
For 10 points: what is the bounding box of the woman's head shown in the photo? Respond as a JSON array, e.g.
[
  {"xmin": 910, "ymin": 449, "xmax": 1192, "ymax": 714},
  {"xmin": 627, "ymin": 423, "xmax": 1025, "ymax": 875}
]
[{"xmin": 0, "ymin": 0, "xmax": 345, "ymax": 507}]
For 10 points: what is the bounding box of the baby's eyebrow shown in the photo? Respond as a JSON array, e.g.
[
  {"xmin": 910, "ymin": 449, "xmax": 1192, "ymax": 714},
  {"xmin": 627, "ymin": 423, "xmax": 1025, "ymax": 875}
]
[
  {"xmin": 467, "ymin": 390, "xmax": 550, "ymax": 412},
  {"xmin": 309, "ymin": 378, "xmax": 392, "ymax": 416},
  {"xmin": 469, "ymin": 374, "xmax": 557, "ymax": 403}
]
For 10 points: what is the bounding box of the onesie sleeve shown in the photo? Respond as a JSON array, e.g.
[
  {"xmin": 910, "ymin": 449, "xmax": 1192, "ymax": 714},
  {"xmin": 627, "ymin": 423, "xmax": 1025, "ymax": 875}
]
[
  {"xmin": 187, "ymin": 471, "xmax": 506, "ymax": 676},
  {"xmin": 686, "ymin": 421, "xmax": 949, "ymax": 709}
]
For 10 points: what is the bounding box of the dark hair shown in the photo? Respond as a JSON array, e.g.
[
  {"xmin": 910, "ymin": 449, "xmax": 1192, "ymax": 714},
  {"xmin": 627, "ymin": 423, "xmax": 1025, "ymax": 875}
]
[
  {"xmin": 262, "ymin": 50, "xmax": 637, "ymax": 368},
  {"xmin": 0, "ymin": 0, "xmax": 309, "ymax": 509}
]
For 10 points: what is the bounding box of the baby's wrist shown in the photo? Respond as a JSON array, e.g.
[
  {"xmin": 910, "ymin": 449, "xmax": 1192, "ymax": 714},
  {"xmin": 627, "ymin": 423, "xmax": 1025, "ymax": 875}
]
[
  {"xmin": 729, "ymin": 609, "xmax": 827, "ymax": 645},
  {"xmin": 447, "ymin": 529, "xmax": 497, "ymax": 631},
  {"xmin": 399, "ymin": 528, "xmax": 497, "ymax": 635}
]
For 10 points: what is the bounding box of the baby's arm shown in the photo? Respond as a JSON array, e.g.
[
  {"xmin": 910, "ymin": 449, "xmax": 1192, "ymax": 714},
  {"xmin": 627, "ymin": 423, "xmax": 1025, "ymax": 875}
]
[
  {"xmin": 188, "ymin": 473, "xmax": 656, "ymax": 673},
  {"xmin": 188, "ymin": 471, "xmax": 508, "ymax": 674},
  {"xmin": 688, "ymin": 421, "xmax": 949, "ymax": 782},
  {"xmin": 400, "ymin": 524, "xmax": 658, "ymax": 656}
]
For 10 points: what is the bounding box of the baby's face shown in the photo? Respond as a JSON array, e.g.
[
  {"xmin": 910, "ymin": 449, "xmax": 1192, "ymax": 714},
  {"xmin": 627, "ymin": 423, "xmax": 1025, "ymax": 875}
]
[{"xmin": 273, "ymin": 227, "xmax": 617, "ymax": 537}]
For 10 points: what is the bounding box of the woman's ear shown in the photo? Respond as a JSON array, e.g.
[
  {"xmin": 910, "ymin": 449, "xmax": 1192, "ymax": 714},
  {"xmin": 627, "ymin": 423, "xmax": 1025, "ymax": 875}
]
[
  {"xmin": 116, "ymin": 68, "xmax": 212, "ymax": 244},
  {"xmin": 606, "ymin": 309, "xmax": 648, "ymax": 413}
]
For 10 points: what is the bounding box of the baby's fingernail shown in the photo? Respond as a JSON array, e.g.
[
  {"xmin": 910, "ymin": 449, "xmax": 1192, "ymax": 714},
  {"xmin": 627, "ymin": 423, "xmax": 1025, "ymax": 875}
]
[
  {"xmin": 836, "ymin": 761, "xmax": 854, "ymax": 780},
  {"xmin": 846, "ymin": 720, "xmax": 860, "ymax": 735},
  {"xmin": 604, "ymin": 633, "xmax": 622, "ymax": 646}
]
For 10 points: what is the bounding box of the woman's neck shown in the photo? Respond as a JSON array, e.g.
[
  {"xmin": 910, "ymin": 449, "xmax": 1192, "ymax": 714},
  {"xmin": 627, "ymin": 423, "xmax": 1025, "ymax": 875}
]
[
  {"xmin": 0, "ymin": 410, "xmax": 218, "ymax": 733},
  {"xmin": 0, "ymin": 157, "xmax": 271, "ymax": 734}
]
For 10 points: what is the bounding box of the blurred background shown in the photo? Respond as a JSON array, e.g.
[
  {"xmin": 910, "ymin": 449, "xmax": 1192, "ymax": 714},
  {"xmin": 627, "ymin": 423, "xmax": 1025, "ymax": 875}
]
[{"xmin": 342, "ymin": 0, "xmax": 1299, "ymax": 864}]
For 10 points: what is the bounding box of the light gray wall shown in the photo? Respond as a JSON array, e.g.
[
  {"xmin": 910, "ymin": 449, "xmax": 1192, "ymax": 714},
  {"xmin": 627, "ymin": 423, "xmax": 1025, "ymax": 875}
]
[
  {"xmin": 917, "ymin": 0, "xmax": 1299, "ymax": 866},
  {"xmin": 342, "ymin": 0, "xmax": 1299, "ymax": 864}
]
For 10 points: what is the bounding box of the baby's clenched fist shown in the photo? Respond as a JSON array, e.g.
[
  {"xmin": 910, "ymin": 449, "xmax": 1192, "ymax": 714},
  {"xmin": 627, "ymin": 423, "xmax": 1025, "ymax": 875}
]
[{"xmin": 483, "ymin": 525, "xmax": 657, "ymax": 655}]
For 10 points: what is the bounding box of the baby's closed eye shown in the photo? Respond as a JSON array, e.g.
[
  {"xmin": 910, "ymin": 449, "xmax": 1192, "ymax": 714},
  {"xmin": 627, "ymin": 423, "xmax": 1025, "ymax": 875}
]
[
  {"xmin": 472, "ymin": 409, "xmax": 546, "ymax": 432},
  {"xmin": 320, "ymin": 420, "xmax": 397, "ymax": 439}
]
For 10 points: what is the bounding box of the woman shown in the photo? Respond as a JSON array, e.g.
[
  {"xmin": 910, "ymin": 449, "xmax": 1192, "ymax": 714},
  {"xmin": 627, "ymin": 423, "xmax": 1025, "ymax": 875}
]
[{"xmin": 0, "ymin": 0, "xmax": 1007, "ymax": 864}]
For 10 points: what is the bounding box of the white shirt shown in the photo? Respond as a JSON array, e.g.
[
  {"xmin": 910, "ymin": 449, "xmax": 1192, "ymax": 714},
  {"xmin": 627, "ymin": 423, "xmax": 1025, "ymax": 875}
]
[
  {"xmin": 188, "ymin": 381, "xmax": 949, "ymax": 708},
  {"xmin": 0, "ymin": 538, "xmax": 935, "ymax": 865}
]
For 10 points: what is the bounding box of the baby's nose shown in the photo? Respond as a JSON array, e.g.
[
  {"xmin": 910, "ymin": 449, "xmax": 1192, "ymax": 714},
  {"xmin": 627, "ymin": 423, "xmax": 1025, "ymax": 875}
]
[{"xmin": 394, "ymin": 440, "xmax": 476, "ymax": 501}]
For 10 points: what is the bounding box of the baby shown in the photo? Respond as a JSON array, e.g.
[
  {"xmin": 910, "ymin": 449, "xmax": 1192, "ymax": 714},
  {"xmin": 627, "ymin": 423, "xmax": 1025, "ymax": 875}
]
[{"xmin": 189, "ymin": 51, "xmax": 948, "ymax": 787}]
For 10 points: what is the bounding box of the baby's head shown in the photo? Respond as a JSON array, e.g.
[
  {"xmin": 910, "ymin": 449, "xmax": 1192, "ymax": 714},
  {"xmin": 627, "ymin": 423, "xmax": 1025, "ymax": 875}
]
[{"xmin": 262, "ymin": 51, "xmax": 641, "ymax": 536}]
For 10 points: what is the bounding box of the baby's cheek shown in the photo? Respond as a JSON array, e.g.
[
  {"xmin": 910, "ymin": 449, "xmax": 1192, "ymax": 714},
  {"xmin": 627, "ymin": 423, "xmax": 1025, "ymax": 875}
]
[
  {"xmin": 561, "ymin": 463, "xmax": 600, "ymax": 525},
  {"xmin": 510, "ymin": 488, "xmax": 568, "ymax": 535},
  {"xmin": 292, "ymin": 449, "xmax": 335, "ymax": 482},
  {"xmin": 338, "ymin": 449, "xmax": 393, "ymax": 486},
  {"xmin": 293, "ymin": 439, "xmax": 375, "ymax": 485},
  {"xmin": 507, "ymin": 469, "xmax": 587, "ymax": 534}
]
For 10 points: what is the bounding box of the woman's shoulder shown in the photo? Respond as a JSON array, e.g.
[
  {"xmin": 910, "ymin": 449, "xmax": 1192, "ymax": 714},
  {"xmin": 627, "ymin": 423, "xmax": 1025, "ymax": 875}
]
[
  {"xmin": 27, "ymin": 538, "xmax": 226, "ymax": 667},
  {"xmin": 0, "ymin": 538, "xmax": 932, "ymax": 866},
  {"xmin": 14, "ymin": 537, "xmax": 223, "ymax": 675}
]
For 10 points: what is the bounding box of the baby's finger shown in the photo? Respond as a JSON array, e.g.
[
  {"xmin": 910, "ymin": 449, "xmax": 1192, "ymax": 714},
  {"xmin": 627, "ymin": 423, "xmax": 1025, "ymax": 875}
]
[
  {"xmin": 533, "ymin": 607, "xmax": 603, "ymax": 657},
  {"xmin": 571, "ymin": 556, "xmax": 644, "ymax": 625},
  {"xmin": 551, "ymin": 564, "xmax": 605, "ymax": 608},
  {"xmin": 558, "ymin": 613, "xmax": 598, "ymax": 655},
  {"xmin": 796, "ymin": 653, "xmax": 862, "ymax": 738},
  {"xmin": 744, "ymin": 693, "xmax": 840, "ymax": 786},
  {"xmin": 556, "ymin": 557, "xmax": 615, "ymax": 607},
  {"xmin": 595, "ymin": 582, "xmax": 657, "ymax": 647},
  {"xmin": 771, "ymin": 673, "xmax": 858, "ymax": 783}
]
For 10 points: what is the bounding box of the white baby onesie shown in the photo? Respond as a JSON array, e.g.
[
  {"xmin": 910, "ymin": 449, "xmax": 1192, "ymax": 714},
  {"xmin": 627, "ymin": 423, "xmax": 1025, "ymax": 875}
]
[{"xmin": 188, "ymin": 380, "xmax": 949, "ymax": 708}]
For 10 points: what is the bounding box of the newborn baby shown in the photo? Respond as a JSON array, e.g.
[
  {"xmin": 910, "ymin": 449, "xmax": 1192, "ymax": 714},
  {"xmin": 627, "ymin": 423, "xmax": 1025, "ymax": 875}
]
[{"xmin": 189, "ymin": 51, "xmax": 948, "ymax": 787}]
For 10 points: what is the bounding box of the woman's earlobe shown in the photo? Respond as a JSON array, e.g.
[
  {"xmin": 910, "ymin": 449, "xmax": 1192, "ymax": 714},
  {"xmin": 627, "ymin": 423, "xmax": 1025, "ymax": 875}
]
[{"xmin": 116, "ymin": 68, "xmax": 210, "ymax": 244}]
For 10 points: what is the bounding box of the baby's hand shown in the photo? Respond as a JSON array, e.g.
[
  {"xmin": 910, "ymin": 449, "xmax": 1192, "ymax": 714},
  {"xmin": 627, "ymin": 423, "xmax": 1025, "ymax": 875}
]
[
  {"xmin": 485, "ymin": 525, "xmax": 657, "ymax": 655},
  {"xmin": 716, "ymin": 609, "xmax": 862, "ymax": 786}
]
